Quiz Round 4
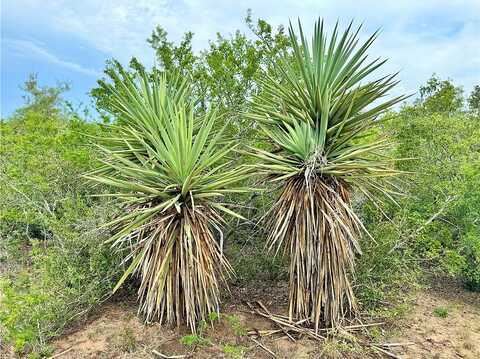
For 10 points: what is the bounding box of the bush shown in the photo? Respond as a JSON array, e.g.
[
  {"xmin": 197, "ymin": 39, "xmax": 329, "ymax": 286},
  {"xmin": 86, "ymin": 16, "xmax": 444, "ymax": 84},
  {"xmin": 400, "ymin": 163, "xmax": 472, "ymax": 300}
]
[
  {"xmin": 0, "ymin": 208, "xmax": 119, "ymax": 354},
  {"xmin": 0, "ymin": 100, "xmax": 121, "ymax": 354},
  {"xmin": 461, "ymin": 229, "xmax": 480, "ymax": 291},
  {"xmin": 383, "ymin": 107, "xmax": 480, "ymax": 290},
  {"xmin": 355, "ymin": 213, "xmax": 420, "ymax": 312}
]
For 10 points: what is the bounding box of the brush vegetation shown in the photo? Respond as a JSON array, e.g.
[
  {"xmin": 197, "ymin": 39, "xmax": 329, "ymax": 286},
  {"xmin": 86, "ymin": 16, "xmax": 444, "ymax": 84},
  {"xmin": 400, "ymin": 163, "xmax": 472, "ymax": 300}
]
[{"xmin": 1, "ymin": 14, "xmax": 479, "ymax": 357}]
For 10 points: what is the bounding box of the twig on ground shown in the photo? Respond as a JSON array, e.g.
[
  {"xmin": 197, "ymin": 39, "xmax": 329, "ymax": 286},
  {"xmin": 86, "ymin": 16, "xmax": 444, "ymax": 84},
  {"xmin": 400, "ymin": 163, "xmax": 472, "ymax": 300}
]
[
  {"xmin": 257, "ymin": 301, "xmax": 296, "ymax": 342},
  {"xmin": 246, "ymin": 301, "xmax": 323, "ymax": 341},
  {"xmin": 250, "ymin": 337, "xmax": 277, "ymax": 358},
  {"xmin": 46, "ymin": 347, "xmax": 73, "ymax": 359},
  {"xmin": 340, "ymin": 322, "xmax": 385, "ymax": 330},
  {"xmin": 246, "ymin": 301, "xmax": 384, "ymax": 341},
  {"xmin": 371, "ymin": 345, "xmax": 403, "ymax": 359},
  {"xmin": 152, "ymin": 349, "xmax": 190, "ymax": 358},
  {"xmin": 378, "ymin": 342, "xmax": 415, "ymax": 347}
]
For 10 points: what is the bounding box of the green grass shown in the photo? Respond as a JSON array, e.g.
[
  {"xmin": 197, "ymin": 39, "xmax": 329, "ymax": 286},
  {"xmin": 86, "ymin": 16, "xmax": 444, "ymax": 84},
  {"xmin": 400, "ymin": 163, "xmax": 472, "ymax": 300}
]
[
  {"xmin": 224, "ymin": 315, "xmax": 247, "ymax": 336},
  {"xmin": 433, "ymin": 307, "xmax": 449, "ymax": 318},
  {"xmin": 222, "ymin": 343, "xmax": 247, "ymax": 358},
  {"xmin": 180, "ymin": 334, "xmax": 212, "ymax": 347}
]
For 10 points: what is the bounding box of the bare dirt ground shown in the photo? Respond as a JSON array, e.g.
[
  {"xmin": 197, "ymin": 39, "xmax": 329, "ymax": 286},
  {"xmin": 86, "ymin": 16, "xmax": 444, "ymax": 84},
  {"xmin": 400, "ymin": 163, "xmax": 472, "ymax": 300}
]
[
  {"xmin": 5, "ymin": 279, "xmax": 480, "ymax": 359},
  {"xmin": 388, "ymin": 279, "xmax": 480, "ymax": 359}
]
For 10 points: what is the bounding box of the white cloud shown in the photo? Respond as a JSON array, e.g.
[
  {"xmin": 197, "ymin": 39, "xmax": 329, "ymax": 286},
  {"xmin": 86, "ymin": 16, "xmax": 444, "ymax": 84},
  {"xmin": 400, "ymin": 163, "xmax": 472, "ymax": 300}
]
[
  {"xmin": 4, "ymin": 38, "xmax": 102, "ymax": 77},
  {"xmin": 4, "ymin": 0, "xmax": 480, "ymax": 95},
  {"xmin": 4, "ymin": 0, "xmax": 178, "ymax": 66}
]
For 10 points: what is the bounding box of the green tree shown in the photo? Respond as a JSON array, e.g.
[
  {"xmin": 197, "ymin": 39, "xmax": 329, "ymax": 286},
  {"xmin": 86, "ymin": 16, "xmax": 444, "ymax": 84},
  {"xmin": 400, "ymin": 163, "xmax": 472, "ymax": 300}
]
[
  {"xmin": 467, "ymin": 85, "xmax": 480, "ymax": 114},
  {"xmin": 418, "ymin": 74, "xmax": 463, "ymax": 114},
  {"xmin": 19, "ymin": 73, "xmax": 70, "ymax": 116},
  {"xmin": 92, "ymin": 11, "xmax": 290, "ymax": 140},
  {"xmin": 147, "ymin": 28, "xmax": 196, "ymax": 77}
]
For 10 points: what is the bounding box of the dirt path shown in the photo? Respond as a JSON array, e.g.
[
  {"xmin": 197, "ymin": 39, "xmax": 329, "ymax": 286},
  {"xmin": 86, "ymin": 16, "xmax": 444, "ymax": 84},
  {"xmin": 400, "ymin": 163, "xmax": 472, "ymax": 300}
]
[{"xmin": 37, "ymin": 281, "xmax": 480, "ymax": 358}]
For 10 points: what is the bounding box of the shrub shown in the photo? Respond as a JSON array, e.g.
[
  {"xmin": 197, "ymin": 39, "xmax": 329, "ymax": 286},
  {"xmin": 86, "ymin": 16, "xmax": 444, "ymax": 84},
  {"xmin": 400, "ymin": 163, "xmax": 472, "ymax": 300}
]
[
  {"xmin": 384, "ymin": 107, "xmax": 480, "ymax": 290},
  {"xmin": 0, "ymin": 210, "xmax": 119, "ymax": 353},
  {"xmin": 355, "ymin": 212, "xmax": 420, "ymax": 312},
  {"xmin": 461, "ymin": 229, "xmax": 480, "ymax": 291},
  {"xmin": 0, "ymin": 98, "xmax": 121, "ymax": 354}
]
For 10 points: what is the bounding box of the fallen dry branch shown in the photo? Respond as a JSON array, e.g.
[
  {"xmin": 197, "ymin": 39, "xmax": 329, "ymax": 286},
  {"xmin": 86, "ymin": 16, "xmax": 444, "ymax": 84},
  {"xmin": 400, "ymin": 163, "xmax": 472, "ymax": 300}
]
[
  {"xmin": 370, "ymin": 345, "xmax": 404, "ymax": 359},
  {"xmin": 377, "ymin": 342, "xmax": 415, "ymax": 347},
  {"xmin": 246, "ymin": 301, "xmax": 409, "ymax": 359},
  {"xmin": 46, "ymin": 348, "xmax": 73, "ymax": 359},
  {"xmin": 246, "ymin": 301, "xmax": 384, "ymax": 340},
  {"xmin": 152, "ymin": 350, "xmax": 191, "ymax": 358},
  {"xmin": 250, "ymin": 337, "xmax": 277, "ymax": 358},
  {"xmin": 246, "ymin": 301, "xmax": 325, "ymax": 341},
  {"xmin": 256, "ymin": 301, "xmax": 297, "ymax": 342}
]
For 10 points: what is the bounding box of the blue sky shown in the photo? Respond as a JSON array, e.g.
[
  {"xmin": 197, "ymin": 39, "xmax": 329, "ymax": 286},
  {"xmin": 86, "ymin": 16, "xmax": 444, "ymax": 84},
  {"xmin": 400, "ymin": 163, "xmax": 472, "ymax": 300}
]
[{"xmin": 1, "ymin": 0, "xmax": 479, "ymax": 118}]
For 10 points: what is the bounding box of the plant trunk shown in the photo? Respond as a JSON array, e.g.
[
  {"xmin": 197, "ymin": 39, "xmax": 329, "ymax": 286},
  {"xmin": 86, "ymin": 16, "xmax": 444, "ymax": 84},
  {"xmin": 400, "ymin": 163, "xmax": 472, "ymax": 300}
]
[
  {"xmin": 267, "ymin": 175, "xmax": 361, "ymax": 331},
  {"xmin": 135, "ymin": 205, "xmax": 230, "ymax": 332}
]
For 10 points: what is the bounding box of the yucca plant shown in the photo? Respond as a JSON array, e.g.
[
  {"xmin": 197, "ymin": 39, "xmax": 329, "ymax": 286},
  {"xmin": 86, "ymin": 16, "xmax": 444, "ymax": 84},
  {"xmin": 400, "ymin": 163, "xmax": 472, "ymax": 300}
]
[
  {"xmin": 248, "ymin": 19, "xmax": 408, "ymax": 331},
  {"xmin": 86, "ymin": 66, "xmax": 250, "ymax": 332}
]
